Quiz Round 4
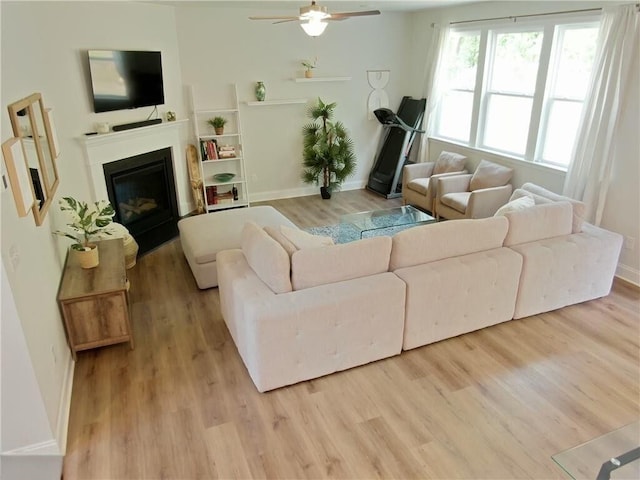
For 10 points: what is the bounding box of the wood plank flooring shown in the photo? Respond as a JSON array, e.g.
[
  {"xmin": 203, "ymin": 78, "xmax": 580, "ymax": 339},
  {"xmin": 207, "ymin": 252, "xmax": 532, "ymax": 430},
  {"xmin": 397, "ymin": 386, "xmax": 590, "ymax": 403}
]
[{"xmin": 63, "ymin": 189, "xmax": 640, "ymax": 479}]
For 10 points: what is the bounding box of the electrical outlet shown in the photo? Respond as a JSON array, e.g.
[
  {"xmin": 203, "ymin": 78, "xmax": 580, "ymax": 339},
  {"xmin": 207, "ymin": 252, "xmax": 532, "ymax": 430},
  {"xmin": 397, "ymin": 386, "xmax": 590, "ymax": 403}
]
[{"xmin": 624, "ymin": 236, "xmax": 635, "ymax": 251}]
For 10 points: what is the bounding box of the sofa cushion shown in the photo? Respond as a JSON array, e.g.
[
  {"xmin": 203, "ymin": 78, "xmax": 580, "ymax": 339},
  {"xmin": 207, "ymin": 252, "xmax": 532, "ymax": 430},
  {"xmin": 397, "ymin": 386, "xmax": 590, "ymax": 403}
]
[
  {"xmin": 469, "ymin": 159, "xmax": 513, "ymax": 191},
  {"xmin": 241, "ymin": 222, "xmax": 292, "ymax": 294},
  {"xmin": 263, "ymin": 226, "xmax": 298, "ymax": 257},
  {"xmin": 502, "ymin": 202, "xmax": 573, "ymax": 247},
  {"xmin": 440, "ymin": 192, "xmax": 471, "ymax": 213},
  {"xmin": 291, "ymin": 236, "xmax": 392, "ymax": 290},
  {"xmin": 433, "ymin": 151, "xmax": 467, "ymax": 175},
  {"xmin": 407, "ymin": 177, "xmax": 430, "ymax": 195},
  {"xmin": 516, "ymin": 183, "xmax": 586, "ymax": 233},
  {"xmin": 494, "ymin": 194, "xmax": 535, "ymax": 216},
  {"xmin": 390, "ymin": 216, "xmax": 509, "ymax": 270},
  {"xmin": 280, "ymin": 225, "xmax": 334, "ymax": 250}
]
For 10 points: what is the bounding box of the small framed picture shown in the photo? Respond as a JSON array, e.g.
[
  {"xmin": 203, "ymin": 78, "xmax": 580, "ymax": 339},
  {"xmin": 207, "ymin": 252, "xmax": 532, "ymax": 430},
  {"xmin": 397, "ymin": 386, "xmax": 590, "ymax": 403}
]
[{"xmin": 2, "ymin": 137, "xmax": 35, "ymax": 217}]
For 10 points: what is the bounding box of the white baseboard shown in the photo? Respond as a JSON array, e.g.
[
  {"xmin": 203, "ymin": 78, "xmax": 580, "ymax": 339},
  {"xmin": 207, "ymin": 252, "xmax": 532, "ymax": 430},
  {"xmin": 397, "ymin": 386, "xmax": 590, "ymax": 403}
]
[
  {"xmin": 616, "ymin": 263, "xmax": 640, "ymax": 287},
  {"xmin": 55, "ymin": 353, "xmax": 75, "ymax": 454},
  {"xmin": 249, "ymin": 180, "xmax": 367, "ymax": 203},
  {"xmin": 1, "ymin": 449, "xmax": 63, "ymax": 480}
]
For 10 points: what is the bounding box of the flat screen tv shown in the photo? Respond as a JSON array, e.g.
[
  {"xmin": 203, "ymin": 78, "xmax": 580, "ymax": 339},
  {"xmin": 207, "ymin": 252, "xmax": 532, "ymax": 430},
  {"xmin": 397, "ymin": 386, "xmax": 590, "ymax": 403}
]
[{"xmin": 87, "ymin": 50, "xmax": 165, "ymax": 113}]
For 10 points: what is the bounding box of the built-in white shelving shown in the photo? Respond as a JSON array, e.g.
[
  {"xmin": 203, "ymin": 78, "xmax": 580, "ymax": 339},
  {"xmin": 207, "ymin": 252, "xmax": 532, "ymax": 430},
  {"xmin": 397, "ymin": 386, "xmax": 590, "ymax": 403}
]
[
  {"xmin": 293, "ymin": 77, "xmax": 352, "ymax": 83},
  {"xmin": 189, "ymin": 84, "xmax": 250, "ymax": 212},
  {"xmin": 245, "ymin": 99, "xmax": 307, "ymax": 106}
]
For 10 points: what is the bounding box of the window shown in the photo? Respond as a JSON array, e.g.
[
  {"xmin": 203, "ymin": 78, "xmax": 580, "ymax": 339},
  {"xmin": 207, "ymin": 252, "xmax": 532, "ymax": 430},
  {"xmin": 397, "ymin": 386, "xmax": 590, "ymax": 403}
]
[
  {"xmin": 435, "ymin": 31, "xmax": 480, "ymax": 142},
  {"xmin": 433, "ymin": 17, "xmax": 600, "ymax": 169}
]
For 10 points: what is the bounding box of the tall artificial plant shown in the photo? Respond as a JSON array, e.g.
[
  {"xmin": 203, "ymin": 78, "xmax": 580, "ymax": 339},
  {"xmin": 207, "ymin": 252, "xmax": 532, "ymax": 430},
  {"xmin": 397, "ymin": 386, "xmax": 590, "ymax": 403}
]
[{"xmin": 301, "ymin": 98, "xmax": 356, "ymax": 197}]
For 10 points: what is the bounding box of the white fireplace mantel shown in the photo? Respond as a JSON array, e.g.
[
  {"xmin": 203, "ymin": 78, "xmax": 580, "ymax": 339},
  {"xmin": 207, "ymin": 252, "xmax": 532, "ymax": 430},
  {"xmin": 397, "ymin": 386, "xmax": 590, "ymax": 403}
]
[{"xmin": 78, "ymin": 119, "xmax": 192, "ymax": 216}]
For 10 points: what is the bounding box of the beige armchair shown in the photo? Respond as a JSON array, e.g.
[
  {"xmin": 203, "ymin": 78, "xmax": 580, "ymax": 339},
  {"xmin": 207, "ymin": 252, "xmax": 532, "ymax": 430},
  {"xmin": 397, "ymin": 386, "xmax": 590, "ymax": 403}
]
[
  {"xmin": 434, "ymin": 159, "xmax": 514, "ymax": 220},
  {"xmin": 402, "ymin": 151, "xmax": 467, "ymax": 214}
]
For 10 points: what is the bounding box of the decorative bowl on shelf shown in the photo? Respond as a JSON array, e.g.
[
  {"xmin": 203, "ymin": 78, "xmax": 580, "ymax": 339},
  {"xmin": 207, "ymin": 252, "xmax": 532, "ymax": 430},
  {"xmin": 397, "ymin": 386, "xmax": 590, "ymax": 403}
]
[{"xmin": 213, "ymin": 172, "xmax": 236, "ymax": 182}]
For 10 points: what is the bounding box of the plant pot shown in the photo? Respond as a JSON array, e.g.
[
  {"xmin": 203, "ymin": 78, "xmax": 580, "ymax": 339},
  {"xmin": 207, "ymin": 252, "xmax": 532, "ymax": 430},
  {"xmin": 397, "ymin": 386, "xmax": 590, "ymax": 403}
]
[
  {"xmin": 320, "ymin": 186, "xmax": 331, "ymax": 199},
  {"xmin": 214, "ymin": 127, "xmax": 224, "ymax": 135},
  {"xmin": 305, "ymin": 70, "xmax": 313, "ymax": 78},
  {"xmin": 76, "ymin": 244, "xmax": 99, "ymax": 269}
]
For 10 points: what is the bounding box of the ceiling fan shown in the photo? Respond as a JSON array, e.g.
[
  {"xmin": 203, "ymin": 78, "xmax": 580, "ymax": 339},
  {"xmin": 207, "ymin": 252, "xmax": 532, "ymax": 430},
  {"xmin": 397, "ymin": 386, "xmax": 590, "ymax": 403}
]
[{"xmin": 249, "ymin": 1, "xmax": 381, "ymax": 37}]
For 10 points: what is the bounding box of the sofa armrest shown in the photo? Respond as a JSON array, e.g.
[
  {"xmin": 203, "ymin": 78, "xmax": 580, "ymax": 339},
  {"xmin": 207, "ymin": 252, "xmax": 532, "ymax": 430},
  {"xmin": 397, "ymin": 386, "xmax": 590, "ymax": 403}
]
[
  {"xmin": 402, "ymin": 162, "xmax": 435, "ymax": 191},
  {"xmin": 467, "ymin": 185, "xmax": 513, "ymax": 218},
  {"xmin": 435, "ymin": 174, "xmax": 473, "ymax": 196}
]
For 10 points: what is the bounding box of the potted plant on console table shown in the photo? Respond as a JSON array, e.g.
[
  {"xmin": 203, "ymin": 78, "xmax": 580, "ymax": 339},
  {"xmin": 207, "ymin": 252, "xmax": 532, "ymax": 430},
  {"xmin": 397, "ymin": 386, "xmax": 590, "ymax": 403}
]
[
  {"xmin": 302, "ymin": 97, "xmax": 356, "ymax": 199},
  {"xmin": 54, "ymin": 197, "xmax": 115, "ymax": 269}
]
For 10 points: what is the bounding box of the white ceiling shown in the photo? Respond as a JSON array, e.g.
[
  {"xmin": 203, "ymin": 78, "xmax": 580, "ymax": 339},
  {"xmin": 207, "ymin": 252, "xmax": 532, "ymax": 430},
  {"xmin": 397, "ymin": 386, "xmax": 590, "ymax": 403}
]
[{"xmin": 150, "ymin": 0, "xmax": 473, "ymax": 12}]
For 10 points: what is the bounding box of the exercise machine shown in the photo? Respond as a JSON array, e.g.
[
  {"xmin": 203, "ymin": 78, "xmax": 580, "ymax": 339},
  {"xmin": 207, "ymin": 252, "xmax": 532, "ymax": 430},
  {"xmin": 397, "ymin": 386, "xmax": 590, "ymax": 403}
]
[{"xmin": 366, "ymin": 96, "xmax": 426, "ymax": 198}]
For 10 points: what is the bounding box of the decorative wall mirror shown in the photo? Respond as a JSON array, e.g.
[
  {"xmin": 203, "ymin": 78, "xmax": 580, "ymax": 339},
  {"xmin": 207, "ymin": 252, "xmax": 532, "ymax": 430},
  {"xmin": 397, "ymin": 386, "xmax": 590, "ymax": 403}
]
[{"xmin": 7, "ymin": 92, "xmax": 60, "ymax": 225}]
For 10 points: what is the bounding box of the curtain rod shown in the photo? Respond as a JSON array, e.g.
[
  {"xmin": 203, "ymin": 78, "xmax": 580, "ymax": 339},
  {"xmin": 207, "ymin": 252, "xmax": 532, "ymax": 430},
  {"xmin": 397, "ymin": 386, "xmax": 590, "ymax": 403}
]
[
  {"xmin": 450, "ymin": 7, "xmax": 602, "ymax": 25},
  {"xmin": 450, "ymin": 3, "xmax": 639, "ymax": 25}
]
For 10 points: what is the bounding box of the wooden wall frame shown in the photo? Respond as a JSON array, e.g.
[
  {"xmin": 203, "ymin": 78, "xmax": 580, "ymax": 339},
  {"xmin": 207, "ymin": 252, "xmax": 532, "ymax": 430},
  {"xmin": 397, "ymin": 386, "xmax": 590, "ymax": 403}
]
[{"xmin": 2, "ymin": 137, "xmax": 36, "ymax": 217}]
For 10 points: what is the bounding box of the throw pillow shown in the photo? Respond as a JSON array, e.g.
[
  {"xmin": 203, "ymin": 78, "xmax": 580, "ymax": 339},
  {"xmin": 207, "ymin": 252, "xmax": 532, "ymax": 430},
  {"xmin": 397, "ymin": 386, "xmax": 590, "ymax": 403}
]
[
  {"xmin": 433, "ymin": 151, "xmax": 467, "ymax": 175},
  {"xmin": 494, "ymin": 195, "xmax": 535, "ymax": 217},
  {"xmin": 263, "ymin": 226, "xmax": 298, "ymax": 257},
  {"xmin": 469, "ymin": 159, "xmax": 513, "ymax": 191},
  {"xmin": 280, "ymin": 225, "xmax": 334, "ymax": 250}
]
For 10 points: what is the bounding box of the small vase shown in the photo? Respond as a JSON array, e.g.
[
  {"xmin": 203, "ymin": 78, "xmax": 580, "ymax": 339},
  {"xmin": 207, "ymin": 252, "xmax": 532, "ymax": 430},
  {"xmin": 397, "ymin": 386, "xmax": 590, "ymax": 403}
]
[
  {"xmin": 305, "ymin": 70, "xmax": 313, "ymax": 79},
  {"xmin": 76, "ymin": 244, "xmax": 99, "ymax": 269},
  {"xmin": 255, "ymin": 81, "xmax": 266, "ymax": 101}
]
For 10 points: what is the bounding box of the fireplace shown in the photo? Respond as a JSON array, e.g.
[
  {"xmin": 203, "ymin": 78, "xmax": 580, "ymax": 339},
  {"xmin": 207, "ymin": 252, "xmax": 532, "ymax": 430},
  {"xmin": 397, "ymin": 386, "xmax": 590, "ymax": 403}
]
[{"xmin": 103, "ymin": 147, "xmax": 179, "ymax": 255}]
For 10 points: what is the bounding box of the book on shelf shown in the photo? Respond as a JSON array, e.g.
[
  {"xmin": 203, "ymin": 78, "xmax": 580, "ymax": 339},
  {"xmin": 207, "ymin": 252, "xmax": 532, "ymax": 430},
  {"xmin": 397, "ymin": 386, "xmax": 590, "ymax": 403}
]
[
  {"xmin": 200, "ymin": 139, "xmax": 219, "ymax": 160},
  {"xmin": 205, "ymin": 185, "xmax": 217, "ymax": 204}
]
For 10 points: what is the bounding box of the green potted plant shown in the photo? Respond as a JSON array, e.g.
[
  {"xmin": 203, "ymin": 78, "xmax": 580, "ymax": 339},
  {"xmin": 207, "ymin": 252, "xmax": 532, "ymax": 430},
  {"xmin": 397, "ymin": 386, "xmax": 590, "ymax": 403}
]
[
  {"xmin": 302, "ymin": 98, "xmax": 356, "ymax": 199},
  {"xmin": 302, "ymin": 58, "xmax": 316, "ymax": 78},
  {"xmin": 54, "ymin": 197, "xmax": 115, "ymax": 269},
  {"xmin": 208, "ymin": 116, "xmax": 227, "ymax": 135}
]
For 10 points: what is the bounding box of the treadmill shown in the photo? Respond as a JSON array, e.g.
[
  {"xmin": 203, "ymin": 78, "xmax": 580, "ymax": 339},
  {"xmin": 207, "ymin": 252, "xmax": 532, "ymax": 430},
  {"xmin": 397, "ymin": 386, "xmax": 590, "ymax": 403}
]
[{"xmin": 366, "ymin": 96, "xmax": 426, "ymax": 198}]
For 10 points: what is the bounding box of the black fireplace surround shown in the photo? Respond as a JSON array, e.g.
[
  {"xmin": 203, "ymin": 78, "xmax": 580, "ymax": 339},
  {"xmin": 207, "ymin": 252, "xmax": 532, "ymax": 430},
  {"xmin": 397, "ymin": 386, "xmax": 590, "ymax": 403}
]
[{"xmin": 103, "ymin": 147, "xmax": 179, "ymax": 255}]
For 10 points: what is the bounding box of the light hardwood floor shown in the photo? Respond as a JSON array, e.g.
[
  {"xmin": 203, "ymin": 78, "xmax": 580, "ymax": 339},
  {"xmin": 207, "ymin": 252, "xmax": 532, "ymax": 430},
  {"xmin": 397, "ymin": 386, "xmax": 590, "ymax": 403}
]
[{"xmin": 63, "ymin": 189, "xmax": 640, "ymax": 479}]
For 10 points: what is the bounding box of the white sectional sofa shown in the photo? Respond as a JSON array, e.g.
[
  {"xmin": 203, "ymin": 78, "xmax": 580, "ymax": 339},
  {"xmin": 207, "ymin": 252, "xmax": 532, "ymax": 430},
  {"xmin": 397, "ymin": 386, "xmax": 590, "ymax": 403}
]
[{"xmin": 214, "ymin": 185, "xmax": 623, "ymax": 392}]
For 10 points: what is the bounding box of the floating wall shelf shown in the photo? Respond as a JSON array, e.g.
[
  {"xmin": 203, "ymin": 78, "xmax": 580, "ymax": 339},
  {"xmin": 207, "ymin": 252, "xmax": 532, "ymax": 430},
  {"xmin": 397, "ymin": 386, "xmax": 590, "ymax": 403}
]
[
  {"xmin": 294, "ymin": 77, "xmax": 352, "ymax": 83},
  {"xmin": 245, "ymin": 99, "xmax": 307, "ymax": 106}
]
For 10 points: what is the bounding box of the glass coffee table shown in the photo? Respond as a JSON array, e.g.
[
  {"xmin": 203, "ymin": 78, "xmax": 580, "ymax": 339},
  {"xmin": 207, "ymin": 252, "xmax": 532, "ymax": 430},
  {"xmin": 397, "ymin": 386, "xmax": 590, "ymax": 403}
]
[
  {"xmin": 338, "ymin": 205, "xmax": 435, "ymax": 243},
  {"xmin": 552, "ymin": 421, "xmax": 640, "ymax": 479}
]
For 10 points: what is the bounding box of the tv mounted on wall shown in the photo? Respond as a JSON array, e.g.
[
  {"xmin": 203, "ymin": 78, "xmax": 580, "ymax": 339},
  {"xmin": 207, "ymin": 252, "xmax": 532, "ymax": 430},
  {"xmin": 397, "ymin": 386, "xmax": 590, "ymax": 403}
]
[{"xmin": 87, "ymin": 50, "xmax": 165, "ymax": 113}]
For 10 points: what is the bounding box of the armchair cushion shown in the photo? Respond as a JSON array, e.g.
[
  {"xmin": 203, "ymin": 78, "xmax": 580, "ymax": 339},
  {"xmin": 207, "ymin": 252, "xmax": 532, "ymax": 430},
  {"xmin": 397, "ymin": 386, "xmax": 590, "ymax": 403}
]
[
  {"xmin": 433, "ymin": 151, "xmax": 467, "ymax": 175},
  {"xmin": 407, "ymin": 178, "xmax": 430, "ymax": 195},
  {"xmin": 440, "ymin": 192, "xmax": 471, "ymax": 213},
  {"xmin": 470, "ymin": 160, "xmax": 513, "ymax": 191}
]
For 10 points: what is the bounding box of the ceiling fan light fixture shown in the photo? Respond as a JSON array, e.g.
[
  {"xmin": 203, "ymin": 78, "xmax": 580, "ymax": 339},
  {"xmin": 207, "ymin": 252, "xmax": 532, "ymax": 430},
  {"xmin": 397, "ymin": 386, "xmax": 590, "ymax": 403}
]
[
  {"xmin": 299, "ymin": 3, "xmax": 330, "ymax": 21},
  {"xmin": 300, "ymin": 19, "xmax": 328, "ymax": 37}
]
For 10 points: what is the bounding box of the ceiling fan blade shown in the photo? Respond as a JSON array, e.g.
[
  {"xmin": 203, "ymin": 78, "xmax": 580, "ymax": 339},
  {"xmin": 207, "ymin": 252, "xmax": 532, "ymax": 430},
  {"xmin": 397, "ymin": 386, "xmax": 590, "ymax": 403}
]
[
  {"xmin": 249, "ymin": 16, "xmax": 299, "ymax": 21},
  {"xmin": 272, "ymin": 18, "xmax": 300, "ymax": 25},
  {"xmin": 330, "ymin": 10, "xmax": 381, "ymax": 20}
]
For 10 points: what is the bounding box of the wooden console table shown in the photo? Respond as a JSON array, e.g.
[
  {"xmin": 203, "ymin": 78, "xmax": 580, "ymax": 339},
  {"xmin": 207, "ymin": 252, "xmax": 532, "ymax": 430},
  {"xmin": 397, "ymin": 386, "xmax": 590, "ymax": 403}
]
[{"xmin": 58, "ymin": 238, "xmax": 134, "ymax": 360}]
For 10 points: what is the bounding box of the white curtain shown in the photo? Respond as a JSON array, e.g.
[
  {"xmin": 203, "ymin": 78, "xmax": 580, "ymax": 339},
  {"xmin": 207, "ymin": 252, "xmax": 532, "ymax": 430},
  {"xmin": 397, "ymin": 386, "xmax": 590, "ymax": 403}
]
[
  {"xmin": 563, "ymin": 4, "xmax": 639, "ymax": 225},
  {"xmin": 416, "ymin": 23, "xmax": 450, "ymax": 163}
]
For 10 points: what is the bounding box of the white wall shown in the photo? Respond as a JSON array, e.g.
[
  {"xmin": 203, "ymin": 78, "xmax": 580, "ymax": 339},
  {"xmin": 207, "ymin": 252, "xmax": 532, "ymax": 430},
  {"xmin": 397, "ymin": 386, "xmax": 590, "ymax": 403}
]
[
  {"xmin": 407, "ymin": 1, "xmax": 640, "ymax": 285},
  {"xmin": 174, "ymin": 4, "xmax": 413, "ymax": 200},
  {"xmin": 0, "ymin": 0, "xmax": 186, "ymax": 461}
]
